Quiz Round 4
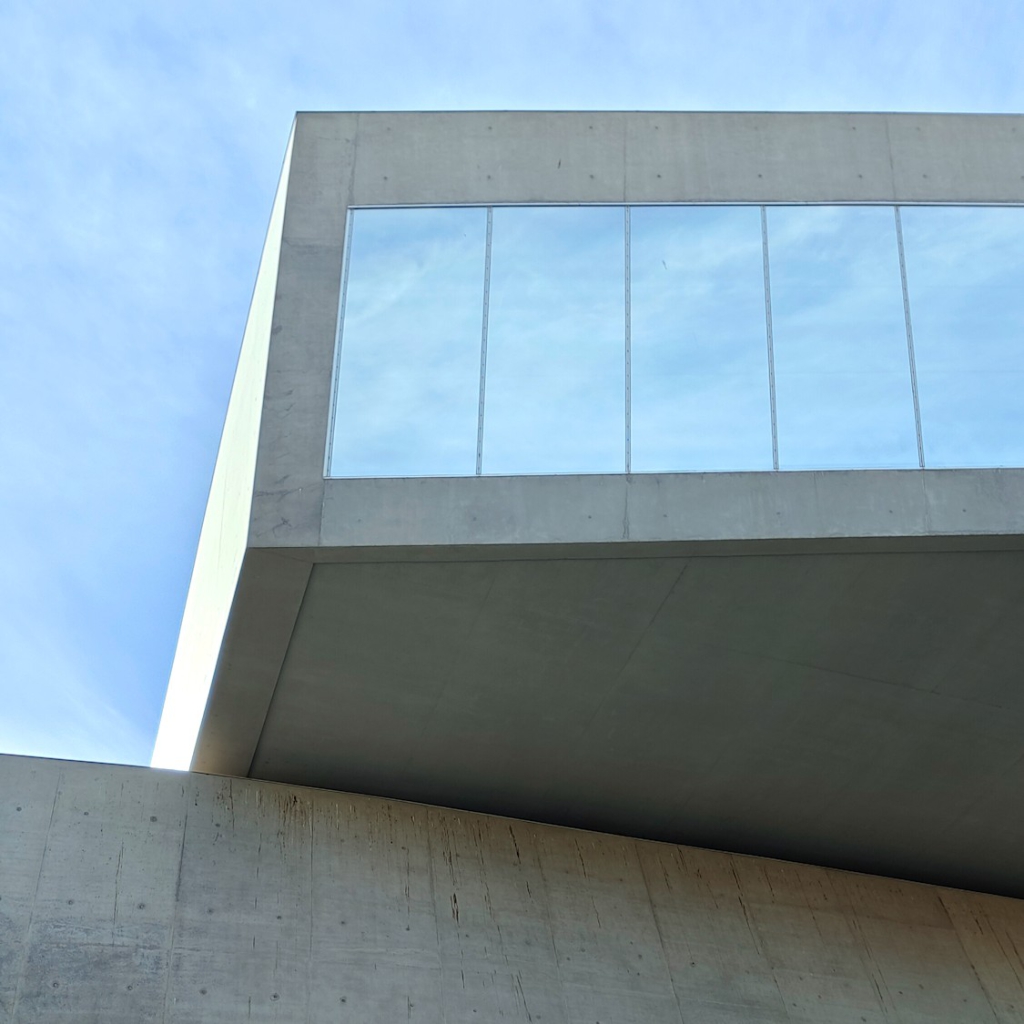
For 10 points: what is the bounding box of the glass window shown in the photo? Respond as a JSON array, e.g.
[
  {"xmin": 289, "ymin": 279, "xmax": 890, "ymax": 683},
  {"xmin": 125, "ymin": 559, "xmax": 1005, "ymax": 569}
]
[
  {"xmin": 483, "ymin": 206, "xmax": 626, "ymax": 474},
  {"xmin": 630, "ymin": 205, "xmax": 773, "ymax": 472},
  {"xmin": 328, "ymin": 207, "xmax": 486, "ymax": 477},
  {"xmin": 325, "ymin": 202, "xmax": 1023, "ymax": 480},
  {"xmin": 901, "ymin": 206, "xmax": 1024, "ymax": 468},
  {"xmin": 767, "ymin": 206, "xmax": 919, "ymax": 470}
]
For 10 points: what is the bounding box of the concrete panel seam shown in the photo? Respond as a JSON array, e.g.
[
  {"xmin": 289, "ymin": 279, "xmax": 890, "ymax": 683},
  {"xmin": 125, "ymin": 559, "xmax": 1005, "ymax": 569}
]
[
  {"xmin": 159, "ymin": 781, "xmax": 191, "ymax": 1022},
  {"xmin": 9, "ymin": 766, "xmax": 62, "ymax": 1021},
  {"xmin": 634, "ymin": 840, "xmax": 686, "ymax": 1023},
  {"xmin": 246, "ymin": 562, "xmax": 317, "ymax": 776}
]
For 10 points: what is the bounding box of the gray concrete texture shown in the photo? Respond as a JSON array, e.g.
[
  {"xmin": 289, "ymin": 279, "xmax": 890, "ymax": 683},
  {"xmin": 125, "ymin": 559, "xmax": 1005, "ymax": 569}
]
[{"xmin": 4, "ymin": 753, "xmax": 1024, "ymax": 1024}]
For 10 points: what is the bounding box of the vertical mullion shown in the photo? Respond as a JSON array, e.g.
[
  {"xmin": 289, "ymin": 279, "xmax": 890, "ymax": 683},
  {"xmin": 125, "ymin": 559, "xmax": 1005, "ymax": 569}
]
[
  {"xmin": 894, "ymin": 206, "xmax": 926, "ymax": 469},
  {"xmin": 475, "ymin": 207, "xmax": 493, "ymax": 476},
  {"xmin": 624, "ymin": 205, "xmax": 632, "ymax": 474},
  {"xmin": 324, "ymin": 207, "xmax": 355, "ymax": 477},
  {"xmin": 761, "ymin": 206, "xmax": 780, "ymax": 471}
]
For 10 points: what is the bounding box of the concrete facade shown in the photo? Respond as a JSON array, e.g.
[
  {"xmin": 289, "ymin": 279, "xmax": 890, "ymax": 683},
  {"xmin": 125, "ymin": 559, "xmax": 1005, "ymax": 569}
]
[
  {"xmin": 152, "ymin": 112, "xmax": 1024, "ymax": 899},
  {"xmin": 4, "ymin": 753, "xmax": 1024, "ymax": 1023}
]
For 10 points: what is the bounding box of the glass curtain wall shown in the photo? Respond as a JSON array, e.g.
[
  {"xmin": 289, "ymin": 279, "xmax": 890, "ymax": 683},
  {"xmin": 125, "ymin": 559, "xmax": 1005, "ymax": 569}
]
[{"xmin": 327, "ymin": 204, "xmax": 1024, "ymax": 478}]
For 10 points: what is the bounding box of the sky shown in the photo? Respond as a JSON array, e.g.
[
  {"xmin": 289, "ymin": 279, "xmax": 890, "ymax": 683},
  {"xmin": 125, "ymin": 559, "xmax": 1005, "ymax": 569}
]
[{"xmin": 2, "ymin": 0, "xmax": 1023, "ymax": 769}]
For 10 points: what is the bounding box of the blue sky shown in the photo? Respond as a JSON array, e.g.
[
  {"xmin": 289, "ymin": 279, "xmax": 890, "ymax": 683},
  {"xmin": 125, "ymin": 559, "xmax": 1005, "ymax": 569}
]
[{"xmin": 2, "ymin": 0, "xmax": 1023, "ymax": 768}]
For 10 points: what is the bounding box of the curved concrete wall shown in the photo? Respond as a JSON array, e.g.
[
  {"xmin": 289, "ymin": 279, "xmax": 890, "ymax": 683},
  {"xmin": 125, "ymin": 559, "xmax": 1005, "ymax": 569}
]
[{"xmin": 3, "ymin": 754, "xmax": 1023, "ymax": 1023}]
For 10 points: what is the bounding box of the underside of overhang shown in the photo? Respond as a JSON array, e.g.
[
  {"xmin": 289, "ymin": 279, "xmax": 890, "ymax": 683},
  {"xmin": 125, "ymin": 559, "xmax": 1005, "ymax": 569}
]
[{"xmin": 197, "ymin": 540, "xmax": 1024, "ymax": 899}]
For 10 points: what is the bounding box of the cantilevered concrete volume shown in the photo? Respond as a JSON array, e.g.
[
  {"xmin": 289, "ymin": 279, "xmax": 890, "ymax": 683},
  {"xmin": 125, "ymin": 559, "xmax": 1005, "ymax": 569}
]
[{"xmin": 154, "ymin": 111, "xmax": 1024, "ymax": 901}]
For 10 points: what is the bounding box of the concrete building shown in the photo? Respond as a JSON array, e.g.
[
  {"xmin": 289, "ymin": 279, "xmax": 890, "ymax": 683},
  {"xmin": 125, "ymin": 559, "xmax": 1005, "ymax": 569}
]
[{"xmin": 4, "ymin": 112, "xmax": 1024, "ymax": 1021}]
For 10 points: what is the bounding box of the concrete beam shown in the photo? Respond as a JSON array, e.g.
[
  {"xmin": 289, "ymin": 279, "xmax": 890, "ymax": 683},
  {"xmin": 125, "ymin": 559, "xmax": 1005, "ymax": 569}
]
[{"xmin": 318, "ymin": 468, "xmax": 1024, "ymax": 551}]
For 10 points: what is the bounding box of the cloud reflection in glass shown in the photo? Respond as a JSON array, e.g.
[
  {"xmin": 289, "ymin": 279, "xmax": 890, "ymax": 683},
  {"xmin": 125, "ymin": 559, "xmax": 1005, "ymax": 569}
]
[
  {"xmin": 330, "ymin": 206, "xmax": 486, "ymax": 477},
  {"xmin": 768, "ymin": 205, "xmax": 919, "ymax": 470},
  {"xmin": 631, "ymin": 205, "xmax": 772, "ymax": 472},
  {"xmin": 327, "ymin": 203, "xmax": 1023, "ymax": 479},
  {"xmin": 484, "ymin": 206, "xmax": 625, "ymax": 474},
  {"xmin": 902, "ymin": 206, "xmax": 1024, "ymax": 468}
]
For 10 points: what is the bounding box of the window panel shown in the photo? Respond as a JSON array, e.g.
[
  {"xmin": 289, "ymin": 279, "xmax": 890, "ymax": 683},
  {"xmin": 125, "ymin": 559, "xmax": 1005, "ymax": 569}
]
[
  {"xmin": 631, "ymin": 205, "xmax": 773, "ymax": 472},
  {"xmin": 901, "ymin": 206, "xmax": 1024, "ymax": 468},
  {"xmin": 483, "ymin": 206, "xmax": 625, "ymax": 475},
  {"xmin": 768, "ymin": 206, "xmax": 919, "ymax": 470},
  {"xmin": 328, "ymin": 206, "xmax": 485, "ymax": 477}
]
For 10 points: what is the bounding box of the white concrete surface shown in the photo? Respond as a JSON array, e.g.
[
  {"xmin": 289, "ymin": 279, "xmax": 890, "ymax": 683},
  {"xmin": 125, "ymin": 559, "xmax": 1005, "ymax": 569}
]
[
  {"xmin": 2, "ymin": 754, "xmax": 1024, "ymax": 1023},
  {"xmin": 151, "ymin": 126, "xmax": 298, "ymax": 772}
]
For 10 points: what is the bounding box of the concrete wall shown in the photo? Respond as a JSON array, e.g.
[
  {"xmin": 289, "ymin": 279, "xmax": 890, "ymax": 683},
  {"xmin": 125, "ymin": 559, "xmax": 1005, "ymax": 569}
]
[{"xmin": 3, "ymin": 754, "xmax": 1024, "ymax": 1023}]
